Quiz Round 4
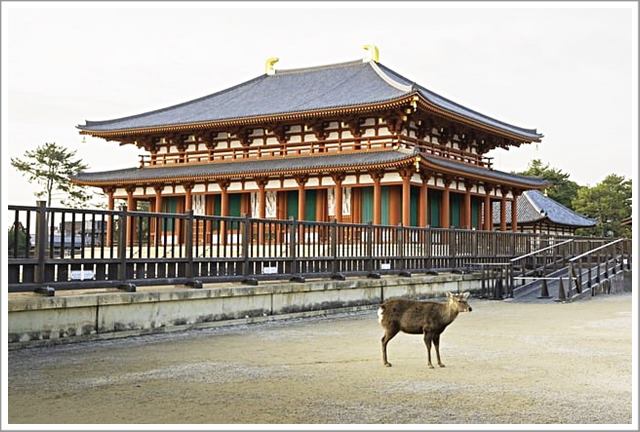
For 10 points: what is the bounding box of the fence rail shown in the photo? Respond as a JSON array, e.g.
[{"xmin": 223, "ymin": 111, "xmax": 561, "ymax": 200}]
[{"xmin": 7, "ymin": 202, "xmax": 615, "ymax": 294}]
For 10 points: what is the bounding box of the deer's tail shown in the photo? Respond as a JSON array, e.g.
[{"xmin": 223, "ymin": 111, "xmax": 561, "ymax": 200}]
[{"xmin": 377, "ymin": 304, "xmax": 385, "ymax": 324}]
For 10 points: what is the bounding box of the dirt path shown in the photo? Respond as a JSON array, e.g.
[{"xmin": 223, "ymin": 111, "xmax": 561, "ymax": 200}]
[{"xmin": 8, "ymin": 294, "xmax": 632, "ymax": 424}]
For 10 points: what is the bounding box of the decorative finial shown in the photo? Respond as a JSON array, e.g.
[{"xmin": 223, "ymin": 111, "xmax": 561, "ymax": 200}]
[
  {"xmin": 362, "ymin": 44, "xmax": 379, "ymax": 63},
  {"xmin": 265, "ymin": 57, "xmax": 279, "ymax": 75}
]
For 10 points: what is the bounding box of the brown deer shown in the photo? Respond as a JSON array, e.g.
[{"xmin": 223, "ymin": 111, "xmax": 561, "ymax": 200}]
[{"xmin": 377, "ymin": 292, "xmax": 472, "ymax": 368}]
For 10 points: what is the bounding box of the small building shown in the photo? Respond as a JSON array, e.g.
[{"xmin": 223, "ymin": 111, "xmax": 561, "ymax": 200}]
[
  {"xmin": 73, "ymin": 48, "xmax": 548, "ymax": 244},
  {"xmin": 492, "ymin": 190, "xmax": 596, "ymax": 235}
]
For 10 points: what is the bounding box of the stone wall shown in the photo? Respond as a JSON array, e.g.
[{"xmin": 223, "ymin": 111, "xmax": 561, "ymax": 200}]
[{"xmin": 8, "ymin": 273, "xmax": 481, "ymax": 349}]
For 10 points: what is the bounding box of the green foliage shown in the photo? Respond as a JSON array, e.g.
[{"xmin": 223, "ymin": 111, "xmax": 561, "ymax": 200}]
[
  {"xmin": 572, "ymin": 174, "xmax": 632, "ymax": 238},
  {"xmin": 8, "ymin": 224, "xmax": 30, "ymax": 256},
  {"xmin": 517, "ymin": 159, "xmax": 579, "ymax": 209},
  {"xmin": 11, "ymin": 142, "xmax": 91, "ymax": 207}
]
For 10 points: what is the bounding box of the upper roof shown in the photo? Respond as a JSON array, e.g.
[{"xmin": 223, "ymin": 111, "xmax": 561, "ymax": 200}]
[
  {"xmin": 78, "ymin": 60, "xmax": 542, "ymax": 141},
  {"xmin": 492, "ymin": 190, "xmax": 596, "ymax": 228}
]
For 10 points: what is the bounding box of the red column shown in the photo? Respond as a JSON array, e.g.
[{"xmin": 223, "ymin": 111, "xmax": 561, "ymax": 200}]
[
  {"xmin": 512, "ymin": 190, "xmax": 520, "ymax": 232},
  {"xmin": 296, "ymin": 176, "xmax": 308, "ymax": 221},
  {"xmin": 483, "ymin": 187, "xmax": 493, "ymax": 231},
  {"xmin": 419, "ymin": 174, "xmax": 429, "ymax": 227},
  {"xmin": 371, "ymin": 171, "xmax": 383, "ymax": 225},
  {"xmin": 184, "ymin": 183, "xmax": 193, "ymax": 212},
  {"xmin": 401, "ymin": 172, "xmax": 411, "ymax": 226},
  {"xmin": 500, "ymin": 191, "xmax": 507, "ymax": 232},
  {"xmin": 463, "ymin": 185, "xmax": 472, "ymax": 230},
  {"xmin": 441, "ymin": 178, "xmax": 451, "ymax": 229}
]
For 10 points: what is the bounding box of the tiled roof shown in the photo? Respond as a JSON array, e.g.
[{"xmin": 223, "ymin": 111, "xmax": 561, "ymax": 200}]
[
  {"xmin": 421, "ymin": 155, "xmax": 549, "ymax": 188},
  {"xmin": 492, "ymin": 190, "xmax": 596, "ymax": 228},
  {"xmin": 72, "ymin": 150, "xmax": 415, "ymax": 185},
  {"xmin": 78, "ymin": 60, "xmax": 542, "ymax": 141}
]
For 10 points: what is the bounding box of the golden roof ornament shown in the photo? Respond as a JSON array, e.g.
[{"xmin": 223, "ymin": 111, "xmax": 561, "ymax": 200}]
[
  {"xmin": 362, "ymin": 44, "xmax": 379, "ymax": 63},
  {"xmin": 265, "ymin": 57, "xmax": 279, "ymax": 75}
]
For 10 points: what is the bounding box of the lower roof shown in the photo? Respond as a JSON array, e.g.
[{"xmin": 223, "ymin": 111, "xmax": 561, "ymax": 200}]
[
  {"xmin": 72, "ymin": 149, "xmax": 548, "ymax": 189},
  {"xmin": 492, "ymin": 190, "xmax": 596, "ymax": 228}
]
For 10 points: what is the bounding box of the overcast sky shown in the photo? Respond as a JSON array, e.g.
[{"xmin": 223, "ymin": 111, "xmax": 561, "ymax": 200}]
[{"xmin": 3, "ymin": 3, "xmax": 637, "ymax": 206}]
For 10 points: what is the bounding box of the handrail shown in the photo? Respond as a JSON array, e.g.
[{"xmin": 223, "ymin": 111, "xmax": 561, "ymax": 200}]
[
  {"xmin": 569, "ymin": 238, "xmax": 626, "ymax": 262},
  {"xmin": 510, "ymin": 239, "xmax": 574, "ymax": 263}
]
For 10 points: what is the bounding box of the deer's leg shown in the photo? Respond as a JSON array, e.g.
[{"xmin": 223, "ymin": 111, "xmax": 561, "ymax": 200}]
[
  {"xmin": 423, "ymin": 331, "xmax": 434, "ymax": 369},
  {"xmin": 381, "ymin": 325, "xmax": 399, "ymax": 367},
  {"xmin": 434, "ymin": 333, "xmax": 445, "ymax": 367}
]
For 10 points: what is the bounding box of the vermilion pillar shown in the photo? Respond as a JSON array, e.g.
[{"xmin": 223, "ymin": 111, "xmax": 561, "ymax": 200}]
[
  {"xmin": 371, "ymin": 171, "xmax": 383, "ymax": 225},
  {"xmin": 441, "ymin": 178, "xmax": 451, "ymax": 229},
  {"xmin": 184, "ymin": 183, "xmax": 193, "ymax": 212},
  {"xmin": 296, "ymin": 176, "xmax": 308, "ymax": 222},
  {"xmin": 512, "ymin": 190, "xmax": 520, "ymax": 232},
  {"xmin": 483, "ymin": 187, "xmax": 492, "ymax": 231},
  {"xmin": 419, "ymin": 174, "xmax": 429, "ymax": 227},
  {"xmin": 500, "ymin": 191, "xmax": 507, "ymax": 232},
  {"xmin": 401, "ymin": 173, "xmax": 411, "ymax": 226},
  {"xmin": 463, "ymin": 185, "xmax": 472, "ymax": 230}
]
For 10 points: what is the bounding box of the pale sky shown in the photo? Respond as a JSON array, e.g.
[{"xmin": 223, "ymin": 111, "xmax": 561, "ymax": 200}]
[{"xmin": 3, "ymin": 3, "xmax": 637, "ymax": 207}]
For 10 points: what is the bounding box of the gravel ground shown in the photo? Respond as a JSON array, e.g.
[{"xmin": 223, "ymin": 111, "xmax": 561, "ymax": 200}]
[{"xmin": 8, "ymin": 293, "xmax": 633, "ymax": 425}]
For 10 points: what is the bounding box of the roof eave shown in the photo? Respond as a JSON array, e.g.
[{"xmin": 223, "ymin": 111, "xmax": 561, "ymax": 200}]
[
  {"xmin": 77, "ymin": 95, "xmax": 417, "ymax": 138},
  {"xmin": 414, "ymin": 95, "xmax": 542, "ymax": 143}
]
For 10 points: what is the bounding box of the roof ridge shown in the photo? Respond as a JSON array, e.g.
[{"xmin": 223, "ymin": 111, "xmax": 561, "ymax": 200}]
[
  {"xmin": 524, "ymin": 190, "xmax": 544, "ymax": 214},
  {"xmin": 274, "ymin": 59, "xmax": 365, "ymax": 75},
  {"xmin": 79, "ymin": 73, "xmax": 267, "ymax": 128}
]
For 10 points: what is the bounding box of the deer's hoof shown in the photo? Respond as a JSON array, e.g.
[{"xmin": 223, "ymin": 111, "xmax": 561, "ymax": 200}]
[
  {"xmin": 428, "ymin": 364, "xmax": 435, "ymax": 369},
  {"xmin": 438, "ymin": 364, "xmax": 446, "ymax": 368},
  {"xmin": 384, "ymin": 362, "xmax": 392, "ymax": 367}
]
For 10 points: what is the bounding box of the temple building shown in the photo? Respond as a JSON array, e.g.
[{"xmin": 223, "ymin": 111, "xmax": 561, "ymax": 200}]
[
  {"xmin": 74, "ymin": 47, "xmax": 548, "ymax": 239},
  {"xmin": 492, "ymin": 190, "xmax": 596, "ymax": 235}
]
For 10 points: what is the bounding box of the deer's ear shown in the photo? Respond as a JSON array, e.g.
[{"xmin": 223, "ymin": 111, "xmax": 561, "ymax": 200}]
[
  {"xmin": 446, "ymin": 292, "xmax": 452, "ymax": 298},
  {"xmin": 462, "ymin": 292, "xmax": 470, "ymax": 300}
]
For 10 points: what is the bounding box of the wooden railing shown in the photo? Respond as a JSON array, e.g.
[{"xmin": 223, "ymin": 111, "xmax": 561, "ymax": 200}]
[
  {"xmin": 8, "ymin": 202, "xmax": 613, "ymax": 295},
  {"xmin": 137, "ymin": 135, "xmax": 490, "ymax": 168},
  {"xmin": 139, "ymin": 136, "xmax": 398, "ymax": 167}
]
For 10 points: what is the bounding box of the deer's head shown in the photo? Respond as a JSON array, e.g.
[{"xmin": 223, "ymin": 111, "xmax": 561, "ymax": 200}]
[{"xmin": 447, "ymin": 292, "xmax": 472, "ymax": 312}]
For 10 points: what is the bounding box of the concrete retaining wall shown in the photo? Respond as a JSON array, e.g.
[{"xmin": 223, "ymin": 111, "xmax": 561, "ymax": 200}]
[{"xmin": 8, "ymin": 273, "xmax": 482, "ymax": 349}]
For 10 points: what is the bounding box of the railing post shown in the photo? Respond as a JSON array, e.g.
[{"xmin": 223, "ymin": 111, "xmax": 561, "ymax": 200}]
[
  {"xmin": 33, "ymin": 201, "xmax": 54, "ymax": 296},
  {"xmin": 366, "ymin": 222, "xmax": 379, "ymax": 279},
  {"xmin": 241, "ymin": 213, "xmax": 258, "ymax": 286},
  {"xmin": 289, "ymin": 217, "xmax": 304, "ymax": 283},
  {"xmin": 185, "ymin": 210, "xmax": 194, "ymax": 279},
  {"xmin": 397, "ymin": 223, "xmax": 410, "ymax": 277},
  {"xmin": 184, "ymin": 209, "xmax": 202, "ymax": 288},
  {"xmin": 117, "ymin": 205, "xmax": 135, "ymax": 292},
  {"xmin": 329, "ymin": 218, "xmax": 345, "ymax": 280}
]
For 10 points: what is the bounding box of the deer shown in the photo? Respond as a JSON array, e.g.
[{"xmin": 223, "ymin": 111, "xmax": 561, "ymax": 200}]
[{"xmin": 377, "ymin": 292, "xmax": 472, "ymax": 368}]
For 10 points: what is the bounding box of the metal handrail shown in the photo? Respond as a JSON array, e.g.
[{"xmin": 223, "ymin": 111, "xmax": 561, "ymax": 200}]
[
  {"xmin": 569, "ymin": 238, "xmax": 626, "ymax": 262},
  {"xmin": 510, "ymin": 239, "xmax": 574, "ymax": 263}
]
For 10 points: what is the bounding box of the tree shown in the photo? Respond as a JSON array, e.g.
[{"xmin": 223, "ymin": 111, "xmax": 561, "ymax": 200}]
[
  {"xmin": 517, "ymin": 159, "xmax": 580, "ymax": 209},
  {"xmin": 11, "ymin": 143, "xmax": 91, "ymax": 207},
  {"xmin": 572, "ymin": 174, "xmax": 632, "ymax": 238}
]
